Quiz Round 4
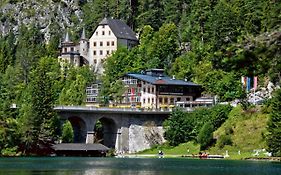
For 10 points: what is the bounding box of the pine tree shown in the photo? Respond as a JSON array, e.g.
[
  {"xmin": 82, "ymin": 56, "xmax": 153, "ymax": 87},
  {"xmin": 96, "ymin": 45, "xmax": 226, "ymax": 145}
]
[
  {"xmin": 19, "ymin": 57, "xmax": 58, "ymax": 154},
  {"xmin": 267, "ymin": 89, "xmax": 281, "ymax": 156}
]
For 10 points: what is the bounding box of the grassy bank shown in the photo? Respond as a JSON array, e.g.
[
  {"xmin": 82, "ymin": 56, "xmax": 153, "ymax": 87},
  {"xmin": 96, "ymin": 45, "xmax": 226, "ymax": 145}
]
[{"xmin": 137, "ymin": 106, "xmax": 271, "ymax": 160}]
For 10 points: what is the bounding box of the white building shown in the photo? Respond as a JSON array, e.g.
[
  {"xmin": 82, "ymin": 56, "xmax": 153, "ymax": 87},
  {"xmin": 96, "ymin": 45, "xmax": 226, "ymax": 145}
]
[
  {"xmin": 121, "ymin": 69, "xmax": 203, "ymax": 110},
  {"xmin": 59, "ymin": 17, "xmax": 138, "ymax": 74}
]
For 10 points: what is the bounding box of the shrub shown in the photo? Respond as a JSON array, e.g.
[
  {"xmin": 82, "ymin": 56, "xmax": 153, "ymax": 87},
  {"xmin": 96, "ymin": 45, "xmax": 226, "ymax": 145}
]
[
  {"xmin": 61, "ymin": 121, "xmax": 74, "ymax": 143},
  {"xmin": 197, "ymin": 122, "xmax": 214, "ymax": 150},
  {"xmin": 217, "ymin": 134, "xmax": 232, "ymax": 149}
]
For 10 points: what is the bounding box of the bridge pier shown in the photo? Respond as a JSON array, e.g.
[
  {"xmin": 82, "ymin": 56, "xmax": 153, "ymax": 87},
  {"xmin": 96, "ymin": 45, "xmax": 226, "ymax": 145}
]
[{"xmin": 86, "ymin": 131, "xmax": 95, "ymax": 144}]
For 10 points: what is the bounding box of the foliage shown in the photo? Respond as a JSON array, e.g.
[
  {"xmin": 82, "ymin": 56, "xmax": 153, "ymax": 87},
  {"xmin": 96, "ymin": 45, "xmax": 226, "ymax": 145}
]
[
  {"xmin": 267, "ymin": 89, "xmax": 281, "ymax": 156},
  {"xmin": 164, "ymin": 105, "xmax": 232, "ymax": 147},
  {"xmin": 163, "ymin": 108, "xmax": 194, "ymax": 146},
  {"xmin": 18, "ymin": 57, "xmax": 60, "ymax": 154},
  {"xmin": 217, "ymin": 134, "xmax": 233, "ymax": 149},
  {"xmin": 197, "ymin": 122, "xmax": 214, "ymax": 150},
  {"xmin": 58, "ymin": 65, "xmax": 95, "ymax": 105},
  {"xmin": 61, "ymin": 121, "xmax": 74, "ymax": 143}
]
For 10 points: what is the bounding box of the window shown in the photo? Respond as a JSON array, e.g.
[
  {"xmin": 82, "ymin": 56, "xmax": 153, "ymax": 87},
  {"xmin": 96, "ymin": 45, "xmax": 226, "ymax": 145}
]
[
  {"xmin": 111, "ymin": 41, "xmax": 115, "ymax": 46},
  {"xmin": 94, "ymin": 59, "xmax": 97, "ymax": 64},
  {"xmin": 93, "ymin": 42, "xmax": 96, "ymax": 47},
  {"xmin": 102, "ymin": 25, "xmax": 105, "ymax": 28},
  {"xmin": 164, "ymin": 98, "xmax": 168, "ymax": 104},
  {"xmin": 109, "ymin": 31, "xmax": 111, "ymax": 35},
  {"xmin": 152, "ymin": 98, "xmax": 154, "ymax": 104},
  {"xmin": 143, "ymin": 98, "xmax": 146, "ymax": 104},
  {"xmin": 102, "ymin": 31, "xmax": 105, "ymax": 35},
  {"xmin": 71, "ymin": 47, "xmax": 74, "ymax": 52},
  {"xmin": 107, "ymin": 50, "xmax": 110, "ymax": 55},
  {"xmin": 100, "ymin": 50, "xmax": 103, "ymax": 55},
  {"xmin": 143, "ymin": 87, "xmax": 146, "ymax": 93},
  {"xmin": 93, "ymin": 50, "xmax": 96, "ymax": 55},
  {"xmin": 152, "ymin": 87, "xmax": 154, "ymax": 93},
  {"xmin": 159, "ymin": 98, "xmax": 163, "ymax": 104},
  {"xmin": 170, "ymin": 98, "xmax": 174, "ymax": 104},
  {"xmin": 100, "ymin": 42, "xmax": 103, "ymax": 46},
  {"xmin": 148, "ymin": 87, "xmax": 150, "ymax": 93},
  {"xmin": 64, "ymin": 48, "xmax": 67, "ymax": 52},
  {"xmin": 107, "ymin": 41, "xmax": 110, "ymax": 46},
  {"xmin": 186, "ymin": 97, "xmax": 190, "ymax": 101},
  {"xmin": 96, "ymin": 32, "xmax": 98, "ymax": 36},
  {"xmin": 148, "ymin": 98, "xmax": 150, "ymax": 104},
  {"xmin": 177, "ymin": 97, "xmax": 181, "ymax": 102}
]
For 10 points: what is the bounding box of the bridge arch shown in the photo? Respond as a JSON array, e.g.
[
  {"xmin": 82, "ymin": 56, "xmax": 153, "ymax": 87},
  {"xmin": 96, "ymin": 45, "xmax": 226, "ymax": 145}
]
[
  {"xmin": 68, "ymin": 116, "xmax": 87, "ymax": 143},
  {"xmin": 94, "ymin": 117, "xmax": 119, "ymax": 149}
]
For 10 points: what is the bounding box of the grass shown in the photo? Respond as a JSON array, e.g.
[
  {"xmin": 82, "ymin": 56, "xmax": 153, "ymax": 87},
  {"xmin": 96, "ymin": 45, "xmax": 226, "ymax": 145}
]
[
  {"xmin": 138, "ymin": 142, "xmax": 200, "ymax": 156},
  {"xmin": 136, "ymin": 106, "xmax": 271, "ymax": 160}
]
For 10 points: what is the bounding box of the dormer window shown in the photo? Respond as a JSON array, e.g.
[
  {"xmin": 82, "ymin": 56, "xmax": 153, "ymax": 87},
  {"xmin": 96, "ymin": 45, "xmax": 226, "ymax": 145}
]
[
  {"xmin": 96, "ymin": 32, "xmax": 98, "ymax": 36},
  {"xmin": 109, "ymin": 31, "xmax": 111, "ymax": 35},
  {"xmin": 102, "ymin": 31, "xmax": 105, "ymax": 35}
]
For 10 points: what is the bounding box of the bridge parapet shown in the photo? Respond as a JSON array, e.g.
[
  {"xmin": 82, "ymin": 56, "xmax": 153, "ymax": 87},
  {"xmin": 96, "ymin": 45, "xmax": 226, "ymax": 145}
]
[{"xmin": 54, "ymin": 106, "xmax": 172, "ymax": 115}]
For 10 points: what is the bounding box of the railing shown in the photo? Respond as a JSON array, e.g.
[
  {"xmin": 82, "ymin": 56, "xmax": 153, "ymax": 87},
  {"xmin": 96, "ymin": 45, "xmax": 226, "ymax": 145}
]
[{"xmin": 54, "ymin": 106, "xmax": 172, "ymax": 113}]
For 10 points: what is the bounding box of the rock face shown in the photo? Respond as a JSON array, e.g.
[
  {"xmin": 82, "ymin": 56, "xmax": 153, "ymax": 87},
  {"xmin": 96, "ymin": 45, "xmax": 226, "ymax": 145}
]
[
  {"xmin": 247, "ymin": 82, "xmax": 280, "ymax": 104},
  {"xmin": 0, "ymin": 0, "xmax": 83, "ymax": 40},
  {"xmin": 129, "ymin": 122, "xmax": 165, "ymax": 153}
]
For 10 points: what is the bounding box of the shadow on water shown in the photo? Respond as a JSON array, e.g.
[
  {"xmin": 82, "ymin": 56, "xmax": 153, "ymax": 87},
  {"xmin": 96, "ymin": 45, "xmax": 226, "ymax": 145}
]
[{"xmin": 0, "ymin": 157, "xmax": 281, "ymax": 175}]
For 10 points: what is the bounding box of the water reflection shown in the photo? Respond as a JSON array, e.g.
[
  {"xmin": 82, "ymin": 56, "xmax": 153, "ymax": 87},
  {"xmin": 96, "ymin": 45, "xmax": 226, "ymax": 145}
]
[{"xmin": 0, "ymin": 157, "xmax": 281, "ymax": 175}]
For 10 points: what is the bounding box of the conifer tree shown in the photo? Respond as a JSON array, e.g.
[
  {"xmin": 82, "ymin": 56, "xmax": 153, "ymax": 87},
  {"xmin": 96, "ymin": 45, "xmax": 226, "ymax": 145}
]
[{"xmin": 267, "ymin": 89, "xmax": 281, "ymax": 156}]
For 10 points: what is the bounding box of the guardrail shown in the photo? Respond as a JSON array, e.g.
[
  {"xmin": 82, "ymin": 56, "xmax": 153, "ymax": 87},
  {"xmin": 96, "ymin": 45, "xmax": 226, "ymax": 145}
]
[{"xmin": 54, "ymin": 106, "xmax": 172, "ymax": 113}]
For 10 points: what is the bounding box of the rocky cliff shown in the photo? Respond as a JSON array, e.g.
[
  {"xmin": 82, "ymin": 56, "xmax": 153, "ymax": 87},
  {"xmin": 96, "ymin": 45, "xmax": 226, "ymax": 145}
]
[{"xmin": 0, "ymin": 0, "xmax": 84, "ymax": 40}]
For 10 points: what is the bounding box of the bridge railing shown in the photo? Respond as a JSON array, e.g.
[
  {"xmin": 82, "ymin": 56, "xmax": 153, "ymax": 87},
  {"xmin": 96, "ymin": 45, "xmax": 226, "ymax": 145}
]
[{"xmin": 54, "ymin": 106, "xmax": 174, "ymax": 113}]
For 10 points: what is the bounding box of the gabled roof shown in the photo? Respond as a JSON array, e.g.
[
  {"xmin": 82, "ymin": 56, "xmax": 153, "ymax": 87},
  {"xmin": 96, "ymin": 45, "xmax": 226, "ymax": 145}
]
[
  {"xmin": 126, "ymin": 73, "xmax": 200, "ymax": 86},
  {"xmin": 99, "ymin": 17, "xmax": 138, "ymax": 41}
]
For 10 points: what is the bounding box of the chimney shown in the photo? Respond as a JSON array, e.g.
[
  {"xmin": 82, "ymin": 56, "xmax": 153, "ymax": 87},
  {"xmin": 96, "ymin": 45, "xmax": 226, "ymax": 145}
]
[{"xmin": 172, "ymin": 75, "xmax": 175, "ymax": 80}]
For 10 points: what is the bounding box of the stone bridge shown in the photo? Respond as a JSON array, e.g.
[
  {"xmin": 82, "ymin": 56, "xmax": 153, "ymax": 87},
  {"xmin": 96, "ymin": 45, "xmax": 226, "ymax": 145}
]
[{"xmin": 54, "ymin": 106, "xmax": 171, "ymax": 153}]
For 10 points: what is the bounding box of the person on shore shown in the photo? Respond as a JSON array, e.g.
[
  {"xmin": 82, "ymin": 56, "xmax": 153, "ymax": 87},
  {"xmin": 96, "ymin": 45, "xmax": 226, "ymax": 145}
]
[{"xmin": 158, "ymin": 150, "xmax": 164, "ymax": 158}]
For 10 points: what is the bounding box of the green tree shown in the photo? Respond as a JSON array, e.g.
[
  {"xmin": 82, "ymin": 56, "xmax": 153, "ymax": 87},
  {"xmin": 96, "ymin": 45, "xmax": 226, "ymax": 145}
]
[
  {"xmin": 197, "ymin": 121, "xmax": 214, "ymax": 150},
  {"xmin": 267, "ymin": 89, "xmax": 281, "ymax": 156},
  {"xmin": 59, "ymin": 74, "xmax": 87, "ymax": 105},
  {"xmin": 15, "ymin": 24, "xmax": 46, "ymax": 84},
  {"xmin": 61, "ymin": 121, "xmax": 74, "ymax": 143},
  {"xmin": 136, "ymin": 0, "xmax": 165, "ymax": 30},
  {"xmin": 19, "ymin": 57, "xmax": 59, "ymax": 154},
  {"xmin": 164, "ymin": 108, "xmax": 194, "ymax": 146},
  {"xmin": 0, "ymin": 32, "xmax": 16, "ymax": 73}
]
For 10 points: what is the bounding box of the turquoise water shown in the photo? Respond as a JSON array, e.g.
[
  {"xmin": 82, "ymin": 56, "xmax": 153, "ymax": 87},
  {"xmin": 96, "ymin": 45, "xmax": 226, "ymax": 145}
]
[{"xmin": 0, "ymin": 157, "xmax": 280, "ymax": 175}]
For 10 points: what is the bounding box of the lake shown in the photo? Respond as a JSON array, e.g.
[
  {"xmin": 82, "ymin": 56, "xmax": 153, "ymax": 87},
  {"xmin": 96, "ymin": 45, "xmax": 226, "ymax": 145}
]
[{"xmin": 0, "ymin": 157, "xmax": 280, "ymax": 175}]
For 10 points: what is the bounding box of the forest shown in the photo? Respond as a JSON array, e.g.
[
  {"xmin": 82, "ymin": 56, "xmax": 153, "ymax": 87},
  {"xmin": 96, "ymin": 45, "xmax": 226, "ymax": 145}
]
[{"xmin": 0, "ymin": 0, "xmax": 280, "ymax": 156}]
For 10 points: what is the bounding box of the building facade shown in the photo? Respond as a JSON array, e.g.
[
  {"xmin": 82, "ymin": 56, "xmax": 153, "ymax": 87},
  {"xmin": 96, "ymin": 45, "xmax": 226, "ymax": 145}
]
[
  {"xmin": 58, "ymin": 17, "xmax": 138, "ymax": 74},
  {"xmin": 121, "ymin": 69, "xmax": 202, "ymax": 110}
]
